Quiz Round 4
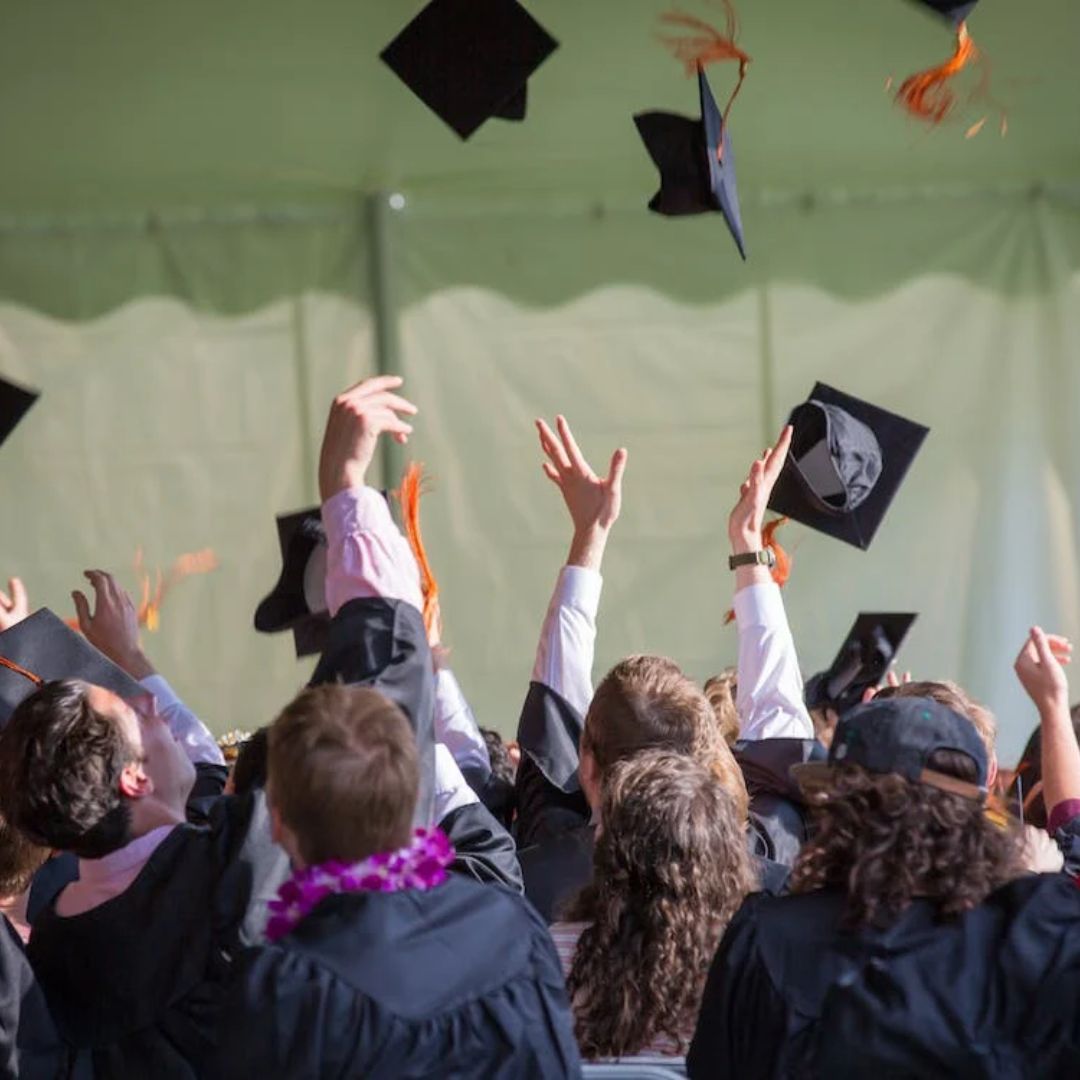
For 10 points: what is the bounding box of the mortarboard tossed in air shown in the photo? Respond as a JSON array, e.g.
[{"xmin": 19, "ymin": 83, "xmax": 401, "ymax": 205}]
[
  {"xmin": 0, "ymin": 609, "xmax": 144, "ymax": 726},
  {"xmin": 894, "ymin": 0, "xmax": 997, "ymax": 135},
  {"xmin": 0, "ymin": 375, "xmax": 39, "ymax": 450},
  {"xmin": 768, "ymin": 382, "xmax": 929, "ymax": 550},
  {"xmin": 380, "ymin": 0, "xmax": 559, "ymax": 140},
  {"xmin": 254, "ymin": 508, "xmax": 331, "ymax": 659},
  {"xmin": 804, "ymin": 612, "xmax": 918, "ymax": 714},
  {"xmin": 635, "ymin": 4, "xmax": 752, "ymax": 259}
]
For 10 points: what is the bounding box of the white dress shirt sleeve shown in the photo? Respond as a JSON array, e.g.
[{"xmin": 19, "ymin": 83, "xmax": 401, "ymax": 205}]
[
  {"xmin": 434, "ymin": 668, "xmax": 491, "ymax": 781},
  {"xmin": 734, "ymin": 582, "xmax": 814, "ymax": 741},
  {"xmin": 140, "ymin": 674, "xmax": 225, "ymax": 767},
  {"xmin": 432, "ymin": 743, "xmax": 480, "ymax": 824},
  {"xmin": 531, "ymin": 565, "xmax": 603, "ymax": 717}
]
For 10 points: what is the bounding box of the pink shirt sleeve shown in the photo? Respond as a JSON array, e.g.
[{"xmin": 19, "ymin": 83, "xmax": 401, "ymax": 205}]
[{"xmin": 321, "ymin": 487, "xmax": 423, "ymax": 616}]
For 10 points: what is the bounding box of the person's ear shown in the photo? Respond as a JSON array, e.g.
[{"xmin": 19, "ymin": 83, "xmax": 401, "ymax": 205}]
[
  {"xmin": 579, "ymin": 746, "xmax": 601, "ymax": 811},
  {"xmin": 118, "ymin": 761, "xmax": 152, "ymax": 800}
]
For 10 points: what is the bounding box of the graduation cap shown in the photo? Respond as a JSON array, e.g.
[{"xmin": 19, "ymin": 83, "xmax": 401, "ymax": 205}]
[
  {"xmin": 634, "ymin": 68, "xmax": 746, "ymax": 259},
  {"xmin": 910, "ymin": 0, "xmax": 978, "ymax": 25},
  {"xmin": 805, "ymin": 613, "xmax": 918, "ymax": 714},
  {"xmin": 0, "ymin": 375, "xmax": 39, "ymax": 450},
  {"xmin": 768, "ymin": 383, "xmax": 929, "ymax": 550},
  {"xmin": 380, "ymin": 0, "xmax": 559, "ymax": 140},
  {"xmin": 0, "ymin": 609, "xmax": 144, "ymax": 726},
  {"xmin": 254, "ymin": 509, "xmax": 330, "ymax": 659}
]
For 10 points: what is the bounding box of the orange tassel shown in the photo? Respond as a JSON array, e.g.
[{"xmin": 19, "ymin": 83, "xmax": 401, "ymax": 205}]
[
  {"xmin": 398, "ymin": 463, "xmax": 442, "ymax": 644},
  {"xmin": 896, "ymin": 21, "xmax": 978, "ymax": 124},
  {"xmin": 658, "ymin": 4, "xmax": 751, "ymax": 122},
  {"xmin": 724, "ymin": 517, "xmax": 791, "ymax": 625}
]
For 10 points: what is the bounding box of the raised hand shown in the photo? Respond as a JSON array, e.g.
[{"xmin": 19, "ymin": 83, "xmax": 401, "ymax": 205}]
[
  {"xmin": 1014, "ymin": 627, "xmax": 1072, "ymax": 716},
  {"xmin": 0, "ymin": 577, "xmax": 29, "ymax": 632},
  {"xmin": 318, "ymin": 375, "xmax": 419, "ymax": 501},
  {"xmin": 72, "ymin": 570, "xmax": 155, "ymax": 679},
  {"xmin": 728, "ymin": 425, "xmax": 793, "ymax": 555},
  {"xmin": 536, "ymin": 415, "xmax": 628, "ymax": 570}
]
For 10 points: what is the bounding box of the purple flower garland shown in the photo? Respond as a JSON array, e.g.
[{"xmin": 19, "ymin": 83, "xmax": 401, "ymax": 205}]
[{"xmin": 266, "ymin": 826, "xmax": 455, "ymax": 942}]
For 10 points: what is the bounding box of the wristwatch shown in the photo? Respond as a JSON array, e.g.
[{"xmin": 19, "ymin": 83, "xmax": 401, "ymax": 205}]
[{"xmin": 729, "ymin": 549, "xmax": 776, "ymax": 571}]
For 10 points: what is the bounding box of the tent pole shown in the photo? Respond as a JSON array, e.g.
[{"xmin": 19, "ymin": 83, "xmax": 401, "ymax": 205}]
[{"xmin": 365, "ymin": 191, "xmax": 404, "ymax": 493}]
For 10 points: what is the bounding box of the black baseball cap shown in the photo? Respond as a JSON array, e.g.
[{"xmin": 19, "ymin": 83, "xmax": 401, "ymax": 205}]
[
  {"xmin": 0, "ymin": 609, "xmax": 144, "ymax": 726},
  {"xmin": 0, "ymin": 375, "xmax": 39, "ymax": 450},
  {"xmin": 380, "ymin": 0, "xmax": 559, "ymax": 140},
  {"xmin": 254, "ymin": 508, "xmax": 330, "ymax": 659},
  {"xmin": 768, "ymin": 382, "xmax": 930, "ymax": 550},
  {"xmin": 805, "ymin": 613, "xmax": 918, "ymax": 714},
  {"xmin": 793, "ymin": 696, "xmax": 988, "ymax": 801},
  {"xmin": 634, "ymin": 67, "xmax": 747, "ymax": 259}
]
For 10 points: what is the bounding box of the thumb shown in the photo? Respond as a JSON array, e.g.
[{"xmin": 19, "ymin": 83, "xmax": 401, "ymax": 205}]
[{"xmin": 72, "ymin": 591, "xmax": 92, "ymax": 634}]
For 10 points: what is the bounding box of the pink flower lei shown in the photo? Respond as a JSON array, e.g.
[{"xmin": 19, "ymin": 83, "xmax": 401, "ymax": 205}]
[{"xmin": 266, "ymin": 826, "xmax": 455, "ymax": 942}]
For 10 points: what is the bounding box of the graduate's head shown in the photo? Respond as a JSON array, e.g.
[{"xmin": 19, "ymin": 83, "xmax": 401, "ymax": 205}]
[
  {"xmin": 875, "ymin": 679, "xmax": 999, "ymax": 787},
  {"xmin": 0, "ymin": 817, "xmax": 48, "ymax": 901},
  {"xmin": 581, "ymin": 655, "xmax": 748, "ymax": 823},
  {"xmin": 0, "ymin": 678, "xmax": 195, "ymax": 859},
  {"xmin": 267, "ymin": 684, "xmax": 418, "ymax": 870},
  {"xmin": 565, "ymin": 750, "xmax": 756, "ymax": 1058},
  {"xmin": 789, "ymin": 697, "xmax": 1022, "ymax": 928}
]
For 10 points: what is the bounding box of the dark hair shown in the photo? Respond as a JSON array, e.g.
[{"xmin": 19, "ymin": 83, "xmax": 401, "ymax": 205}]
[
  {"xmin": 0, "ymin": 818, "xmax": 48, "ymax": 898},
  {"xmin": 0, "ymin": 680, "xmax": 135, "ymax": 859},
  {"xmin": 790, "ymin": 750, "xmax": 1023, "ymax": 928},
  {"xmin": 479, "ymin": 727, "xmax": 516, "ymax": 829},
  {"xmin": 585, "ymin": 656, "xmax": 749, "ymax": 820},
  {"xmin": 1009, "ymin": 709, "xmax": 1080, "ymax": 828},
  {"xmin": 565, "ymin": 751, "xmax": 756, "ymax": 1059},
  {"xmin": 231, "ymin": 727, "xmax": 269, "ymax": 797},
  {"xmin": 268, "ymin": 684, "xmax": 419, "ymax": 865}
]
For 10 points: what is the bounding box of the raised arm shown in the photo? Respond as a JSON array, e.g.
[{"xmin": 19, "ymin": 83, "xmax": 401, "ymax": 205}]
[
  {"xmin": 728, "ymin": 427, "xmax": 814, "ymax": 742},
  {"xmin": 72, "ymin": 569, "xmax": 224, "ymax": 767},
  {"xmin": 514, "ymin": 419, "xmax": 626, "ymax": 846},
  {"xmin": 1015, "ymin": 627, "xmax": 1080, "ymax": 835}
]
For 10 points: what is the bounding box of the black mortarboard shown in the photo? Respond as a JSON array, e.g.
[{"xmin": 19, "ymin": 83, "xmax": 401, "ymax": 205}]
[
  {"xmin": 0, "ymin": 375, "xmax": 39, "ymax": 450},
  {"xmin": 380, "ymin": 0, "xmax": 559, "ymax": 140},
  {"xmin": 768, "ymin": 383, "xmax": 929, "ymax": 550},
  {"xmin": 254, "ymin": 508, "xmax": 330, "ymax": 659},
  {"xmin": 805, "ymin": 613, "xmax": 918, "ymax": 714},
  {"xmin": 0, "ymin": 609, "xmax": 144, "ymax": 726},
  {"xmin": 910, "ymin": 0, "xmax": 979, "ymax": 25},
  {"xmin": 634, "ymin": 68, "xmax": 746, "ymax": 259}
]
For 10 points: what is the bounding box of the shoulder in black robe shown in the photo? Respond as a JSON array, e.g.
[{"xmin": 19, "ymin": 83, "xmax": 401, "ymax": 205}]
[
  {"xmin": 688, "ymin": 873, "xmax": 1080, "ymax": 1079},
  {"xmin": 211, "ymin": 874, "xmax": 582, "ymax": 1079}
]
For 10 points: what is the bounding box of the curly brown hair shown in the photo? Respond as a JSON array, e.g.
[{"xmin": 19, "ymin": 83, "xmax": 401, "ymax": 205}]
[
  {"xmin": 564, "ymin": 750, "xmax": 756, "ymax": 1059},
  {"xmin": 790, "ymin": 750, "xmax": 1024, "ymax": 929},
  {"xmin": 703, "ymin": 669, "xmax": 739, "ymax": 746}
]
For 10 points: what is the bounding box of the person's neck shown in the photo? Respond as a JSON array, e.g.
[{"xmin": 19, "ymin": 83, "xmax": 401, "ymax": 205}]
[{"xmin": 0, "ymin": 893, "xmax": 31, "ymax": 943}]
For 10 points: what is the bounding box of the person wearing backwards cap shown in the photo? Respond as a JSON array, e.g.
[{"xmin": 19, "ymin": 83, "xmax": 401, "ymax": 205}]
[{"xmin": 688, "ymin": 629, "xmax": 1080, "ymax": 1078}]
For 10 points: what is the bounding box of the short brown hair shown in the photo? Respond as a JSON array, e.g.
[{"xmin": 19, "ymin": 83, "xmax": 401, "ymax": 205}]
[
  {"xmin": 0, "ymin": 818, "xmax": 48, "ymax": 898},
  {"xmin": 877, "ymin": 680, "xmax": 996, "ymax": 759},
  {"xmin": 703, "ymin": 669, "xmax": 739, "ymax": 746},
  {"xmin": 268, "ymin": 684, "xmax": 418, "ymax": 866},
  {"xmin": 585, "ymin": 656, "xmax": 749, "ymax": 821}
]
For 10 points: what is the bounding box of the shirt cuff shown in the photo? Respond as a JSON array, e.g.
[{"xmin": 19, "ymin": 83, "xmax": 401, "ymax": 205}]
[
  {"xmin": 556, "ymin": 565, "xmax": 603, "ymax": 617},
  {"xmin": 1048, "ymin": 798, "xmax": 1080, "ymax": 837},
  {"xmin": 139, "ymin": 673, "xmax": 180, "ymax": 709},
  {"xmin": 321, "ymin": 486, "xmax": 395, "ymax": 547},
  {"xmin": 733, "ymin": 582, "xmax": 785, "ymax": 630}
]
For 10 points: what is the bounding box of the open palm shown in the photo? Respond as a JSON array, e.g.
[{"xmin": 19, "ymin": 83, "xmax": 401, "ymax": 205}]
[{"xmin": 536, "ymin": 416, "xmax": 627, "ymax": 534}]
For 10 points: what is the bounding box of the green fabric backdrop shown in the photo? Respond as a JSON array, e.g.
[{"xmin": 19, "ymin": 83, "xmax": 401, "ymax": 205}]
[{"xmin": 0, "ymin": 1, "xmax": 1078, "ymax": 759}]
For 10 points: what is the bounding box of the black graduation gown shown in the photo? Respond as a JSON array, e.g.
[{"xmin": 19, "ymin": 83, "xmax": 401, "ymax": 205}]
[
  {"xmin": 28, "ymin": 790, "xmax": 288, "ymax": 1079},
  {"xmin": 687, "ymin": 872, "xmax": 1080, "ymax": 1079},
  {"xmin": 516, "ymin": 682, "xmax": 788, "ymax": 921},
  {"xmin": 0, "ymin": 916, "xmax": 66, "ymax": 1080},
  {"xmin": 314, "ymin": 597, "xmax": 523, "ymax": 891},
  {"xmin": 211, "ymin": 875, "xmax": 583, "ymax": 1079},
  {"xmin": 734, "ymin": 737, "xmax": 825, "ymax": 869}
]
